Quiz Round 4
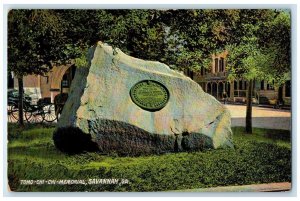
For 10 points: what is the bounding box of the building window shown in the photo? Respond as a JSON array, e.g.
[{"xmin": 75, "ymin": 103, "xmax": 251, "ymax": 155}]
[
  {"xmin": 62, "ymin": 80, "xmax": 69, "ymax": 87},
  {"xmin": 226, "ymin": 82, "xmax": 231, "ymax": 96},
  {"xmin": 201, "ymin": 68, "xmax": 205, "ymax": 76},
  {"xmin": 214, "ymin": 58, "xmax": 218, "ymax": 73},
  {"xmin": 239, "ymin": 80, "xmax": 243, "ymax": 90},
  {"xmin": 260, "ymin": 80, "xmax": 264, "ymax": 90},
  {"xmin": 219, "ymin": 57, "xmax": 224, "ymax": 72},
  {"xmin": 237, "ymin": 80, "xmax": 247, "ymax": 90},
  {"xmin": 61, "ymin": 74, "xmax": 69, "ymax": 88},
  {"xmin": 285, "ymin": 80, "xmax": 291, "ymax": 97},
  {"xmin": 207, "ymin": 83, "xmax": 211, "ymax": 94}
]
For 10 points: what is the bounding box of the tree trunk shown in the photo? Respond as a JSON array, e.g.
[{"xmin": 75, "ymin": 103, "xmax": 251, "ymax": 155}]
[
  {"xmin": 245, "ymin": 79, "xmax": 253, "ymax": 134},
  {"xmin": 18, "ymin": 76, "xmax": 24, "ymax": 126},
  {"xmin": 278, "ymin": 85, "xmax": 283, "ymax": 103}
]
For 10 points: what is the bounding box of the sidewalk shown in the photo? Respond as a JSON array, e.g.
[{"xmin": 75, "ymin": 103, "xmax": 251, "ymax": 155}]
[
  {"xmin": 172, "ymin": 182, "xmax": 291, "ymax": 192},
  {"xmin": 225, "ymin": 104, "xmax": 291, "ymax": 130}
]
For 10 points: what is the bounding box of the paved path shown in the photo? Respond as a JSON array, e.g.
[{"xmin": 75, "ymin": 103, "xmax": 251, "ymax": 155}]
[
  {"xmin": 173, "ymin": 182, "xmax": 291, "ymax": 192},
  {"xmin": 225, "ymin": 104, "xmax": 291, "ymax": 130}
]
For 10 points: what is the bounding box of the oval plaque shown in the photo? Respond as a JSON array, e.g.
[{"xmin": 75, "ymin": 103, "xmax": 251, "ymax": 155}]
[{"xmin": 130, "ymin": 80, "xmax": 169, "ymax": 111}]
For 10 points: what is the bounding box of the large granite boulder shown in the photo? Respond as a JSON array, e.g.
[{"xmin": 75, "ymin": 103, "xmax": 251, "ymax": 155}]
[{"xmin": 56, "ymin": 42, "xmax": 233, "ymax": 156}]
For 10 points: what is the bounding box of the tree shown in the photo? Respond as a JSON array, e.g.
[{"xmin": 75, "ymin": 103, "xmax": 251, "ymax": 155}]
[
  {"xmin": 225, "ymin": 9, "xmax": 291, "ymax": 133},
  {"xmin": 227, "ymin": 42, "xmax": 272, "ymax": 133},
  {"xmin": 258, "ymin": 11, "xmax": 291, "ymax": 103},
  {"xmin": 8, "ymin": 10, "xmax": 69, "ymax": 125}
]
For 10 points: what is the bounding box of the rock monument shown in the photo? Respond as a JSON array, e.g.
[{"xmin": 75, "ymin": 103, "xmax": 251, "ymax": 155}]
[{"xmin": 56, "ymin": 42, "xmax": 233, "ymax": 156}]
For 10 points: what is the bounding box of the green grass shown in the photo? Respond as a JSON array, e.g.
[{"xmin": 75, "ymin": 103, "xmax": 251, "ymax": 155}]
[{"xmin": 7, "ymin": 124, "xmax": 291, "ymax": 192}]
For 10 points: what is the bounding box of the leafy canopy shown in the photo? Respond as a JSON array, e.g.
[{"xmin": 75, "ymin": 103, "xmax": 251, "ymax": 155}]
[{"xmin": 8, "ymin": 9, "xmax": 291, "ymax": 82}]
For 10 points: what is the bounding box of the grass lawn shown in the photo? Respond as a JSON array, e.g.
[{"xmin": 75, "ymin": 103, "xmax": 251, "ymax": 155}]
[{"xmin": 7, "ymin": 124, "xmax": 291, "ymax": 192}]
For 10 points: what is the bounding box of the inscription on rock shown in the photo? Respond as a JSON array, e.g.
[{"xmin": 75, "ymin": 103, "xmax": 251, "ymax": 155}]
[{"xmin": 130, "ymin": 80, "xmax": 169, "ymax": 111}]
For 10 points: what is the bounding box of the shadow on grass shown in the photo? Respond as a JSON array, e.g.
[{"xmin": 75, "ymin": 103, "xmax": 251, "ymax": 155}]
[{"xmin": 53, "ymin": 127, "xmax": 99, "ymax": 155}]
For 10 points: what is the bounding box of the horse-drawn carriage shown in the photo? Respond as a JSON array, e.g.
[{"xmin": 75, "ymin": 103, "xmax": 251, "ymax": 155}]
[{"xmin": 7, "ymin": 89, "xmax": 57, "ymax": 123}]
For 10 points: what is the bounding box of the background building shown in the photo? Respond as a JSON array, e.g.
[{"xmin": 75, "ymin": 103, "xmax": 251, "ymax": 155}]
[
  {"xmin": 8, "ymin": 64, "xmax": 76, "ymax": 104},
  {"xmin": 185, "ymin": 52, "xmax": 291, "ymax": 105}
]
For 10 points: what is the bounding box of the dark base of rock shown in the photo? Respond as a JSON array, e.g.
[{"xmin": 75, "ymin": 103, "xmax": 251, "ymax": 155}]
[
  {"xmin": 86, "ymin": 119, "xmax": 174, "ymax": 156},
  {"xmin": 182, "ymin": 132, "xmax": 214, "ymax": 151},
  {"xmin": 54, "ymin": 119, "xmax": 214, "ymax": 156}
]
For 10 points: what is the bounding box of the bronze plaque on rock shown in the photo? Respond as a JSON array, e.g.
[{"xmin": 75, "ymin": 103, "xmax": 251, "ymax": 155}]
[{"xmin": 130, "ymin": 80, "xmax": 169, "ymax": 111}]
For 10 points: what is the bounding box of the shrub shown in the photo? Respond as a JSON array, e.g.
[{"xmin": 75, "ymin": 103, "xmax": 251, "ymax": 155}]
[{"xmin": 8, "ymin": 126, "xmax": 291, "ymax": 192}]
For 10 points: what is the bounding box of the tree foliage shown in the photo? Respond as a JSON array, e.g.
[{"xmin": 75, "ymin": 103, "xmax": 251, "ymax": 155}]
[
  {"xmin": 8, "ymin": 9, "xmax": 291, "ymax": 77},
  {"xmin": 7, "ymin": 9, "xmax": 291, "ymax": 128},
  {"xmin": 8, "ymin": 10, "xmax": 69, "ymax": 76},
  {"xmin": 259, "ymin": 11, "xmax": 291, "ymax": 86},
  {"xmin": 226, "ymin": 9, "xmax": 291, "ymax": 85}
]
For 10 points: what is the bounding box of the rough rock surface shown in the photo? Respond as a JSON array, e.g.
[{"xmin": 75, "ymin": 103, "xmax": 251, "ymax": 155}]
[{"xmin": 57, "ymin": 42, "xmax": 233, "ymax": 155}]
